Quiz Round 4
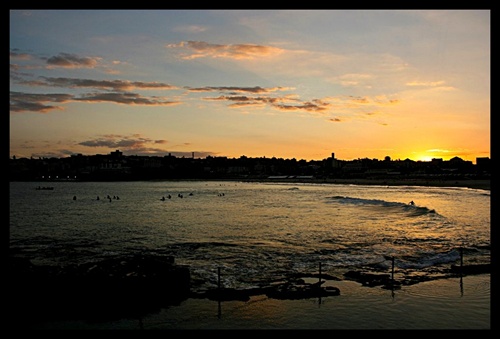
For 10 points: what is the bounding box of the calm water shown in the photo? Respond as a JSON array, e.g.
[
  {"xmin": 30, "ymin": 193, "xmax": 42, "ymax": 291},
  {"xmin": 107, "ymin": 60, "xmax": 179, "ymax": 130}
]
[{"xmin": 9, "ymin": 180, "xmax": 491, "ymax": 329}]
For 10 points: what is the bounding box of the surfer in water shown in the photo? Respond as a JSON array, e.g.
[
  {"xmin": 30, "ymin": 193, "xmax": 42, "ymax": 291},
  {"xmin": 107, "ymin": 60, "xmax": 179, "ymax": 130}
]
[{"xmin": 409, "ymin": 200, "xmax": 415, "ymax": 206}]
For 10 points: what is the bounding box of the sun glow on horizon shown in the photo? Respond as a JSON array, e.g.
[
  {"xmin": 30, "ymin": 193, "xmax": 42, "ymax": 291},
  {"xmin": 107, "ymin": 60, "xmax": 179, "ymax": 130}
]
[
  {"xmin": 9, "ymin": 10, "xmax": 490, "ymax": 164},
  {"xmin": 415, "ymin": 155, "xmax": 435, "ymax": 162},
  {"xmin": 408, "ymin": 149, "xmax": 451, "ymax": 162},
  {"xmin": 410, "ymin": 149, "xmax": 475, "ymax": 163}
]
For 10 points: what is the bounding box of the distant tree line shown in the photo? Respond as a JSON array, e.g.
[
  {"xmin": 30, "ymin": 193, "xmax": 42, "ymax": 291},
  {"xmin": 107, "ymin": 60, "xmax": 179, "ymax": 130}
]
[{"xmin": 9, "ymin": 150, "xmax": 491, "ymax": 182}]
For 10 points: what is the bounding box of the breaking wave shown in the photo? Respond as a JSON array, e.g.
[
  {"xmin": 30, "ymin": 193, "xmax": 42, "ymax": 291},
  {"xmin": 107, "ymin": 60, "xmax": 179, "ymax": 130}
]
[{"xmin": 328, "ymin": 195, "xmax": 436, "ymax": 216}]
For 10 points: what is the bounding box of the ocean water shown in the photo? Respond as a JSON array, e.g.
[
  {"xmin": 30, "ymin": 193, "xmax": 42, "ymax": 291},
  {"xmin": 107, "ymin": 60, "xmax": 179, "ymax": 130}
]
[{"xmin": 9, "ymin": 180, "xmax": 491, "ymax": 329}]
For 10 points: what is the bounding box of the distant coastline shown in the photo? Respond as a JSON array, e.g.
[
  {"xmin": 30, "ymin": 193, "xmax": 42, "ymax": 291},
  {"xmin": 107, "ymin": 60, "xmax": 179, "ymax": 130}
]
[
  {"xmin": 242, "ymin": 177, "xmax": 491, "ymax": 191},
  {"xmin": 22, "ymin": 177, "xmax": 491, "ymax": 191},
  {"xmin": 14, "ymin": 177, "xmax": 491, "ymax": 191}
]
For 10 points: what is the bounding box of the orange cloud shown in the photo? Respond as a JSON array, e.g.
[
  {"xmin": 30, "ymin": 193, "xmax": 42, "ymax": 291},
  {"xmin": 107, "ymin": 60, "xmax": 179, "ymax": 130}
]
[
  {"xmin": 10, "ymin": 50, "xmax": 32, "ymax": 60},
  {"xmin": 167, "ymin": 41, "xmax": 284, "ymax": 60},
  {"xmin": 406, "ymin": 80, "xmax": 446, "ymax": 87}
]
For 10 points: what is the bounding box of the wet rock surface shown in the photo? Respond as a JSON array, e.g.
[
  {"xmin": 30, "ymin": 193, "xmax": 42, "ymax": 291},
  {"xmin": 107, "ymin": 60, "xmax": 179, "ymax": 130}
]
[
  {"xmin": 343, "ymin": 263, "xmax": 491, "ymax": 290},
  {"xmin": 192, "ymin": 275, "xmax": 341, "ymax": 302},
  {"xmin": 6, "ymin": 254, "xmax": 490, "ymax": 325}
]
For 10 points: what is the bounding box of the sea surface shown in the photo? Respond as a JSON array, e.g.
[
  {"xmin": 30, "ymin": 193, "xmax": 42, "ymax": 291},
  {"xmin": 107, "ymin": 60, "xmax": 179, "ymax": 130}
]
[{"xmin": 8, "ymin": 180, "xmax": 491, "ymax": 329}]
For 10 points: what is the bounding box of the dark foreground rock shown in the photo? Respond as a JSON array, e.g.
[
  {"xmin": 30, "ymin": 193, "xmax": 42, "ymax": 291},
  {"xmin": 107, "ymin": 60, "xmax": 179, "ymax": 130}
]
[
  {"xmin": 343, "ymin": 270, "xmax": 402, "ymax": 290},
  {"xmin": 7, "ymin": 255, "xmax": 343, "ymax": 325},
  {"xmin": 6, "ymin": 254, "xmax": 191, "ymax": 323},
  {"xmin": 343, "ymin": 262, "xmax": 491, "ymax": 290},
  {"xmin": 450, "ymin": 263, "xmax": 491, "ymax": 275},
  {"xmin": 7, "ymin": 253, "xmax": 489, "ymax": 326},
  {"xmin": 192, "ymin": 279, "xmax": 341, "ymax": 302}
]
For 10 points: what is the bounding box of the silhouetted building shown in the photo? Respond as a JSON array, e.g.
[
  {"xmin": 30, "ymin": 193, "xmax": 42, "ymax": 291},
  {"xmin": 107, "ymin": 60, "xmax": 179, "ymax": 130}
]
[
  {"xmin": 476, "ymin": 157, "xmax": 491, "ymax": 172},
  {"xmin": 9, "ymin": 149, "xmax": 490, "ymax": 182}
]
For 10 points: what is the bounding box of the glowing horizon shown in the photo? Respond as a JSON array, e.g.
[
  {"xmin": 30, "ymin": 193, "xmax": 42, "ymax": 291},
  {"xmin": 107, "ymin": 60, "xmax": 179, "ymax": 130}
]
[{"xmin": 10, "ymin": 10, "xmax": 490, "ymax": 164}]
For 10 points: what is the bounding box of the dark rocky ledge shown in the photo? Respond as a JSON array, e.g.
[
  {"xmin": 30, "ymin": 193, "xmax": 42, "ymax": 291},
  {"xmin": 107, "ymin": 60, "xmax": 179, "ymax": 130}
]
[
  {"xmin": 6, "ymin": 254, "xmax": 191, "ymax": 323},
  {"xmin": 343, "ymin": 262, "xmax": 491, "ymax": 290},
  {"xmin": 6, "ymin": 254, "xmax": 490, "ymax": 325},
  {"xmin": 450, "ymin": 263, "xmax": 491, "ymax": 275},
  {"xmin": 191, "ymin": 277, "xmax": 341, "ymax": 302}
]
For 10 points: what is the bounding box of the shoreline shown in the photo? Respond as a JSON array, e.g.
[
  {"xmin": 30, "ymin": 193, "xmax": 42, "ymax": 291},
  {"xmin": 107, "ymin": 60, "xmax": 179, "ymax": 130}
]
[
  {"xmin": 240, "ymin": 178, "xmax": 490, "ymax": 191},
  {"xmin": 15, "ymin": 178, "xmax": 490, "ymax": 191}
]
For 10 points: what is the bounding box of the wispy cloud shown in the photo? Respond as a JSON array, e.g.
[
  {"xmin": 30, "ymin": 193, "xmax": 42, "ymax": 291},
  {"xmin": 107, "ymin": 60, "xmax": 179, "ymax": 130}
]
[
  {"xmin": 187, "ymin": 86, "xmax": 290, "ymax": 94},
  {"xmin": 406, "ymin": 80, "xmax": 456, "ymax": 91},
  {"xmin": 10, "ymin": 49, "xmax": 398, "ymax": 123},
  {"xmin": 173, "ymin": 25, "xmax": 208, "ymax": 33},
  {"xmin": 406, "ymin": 80, "xmax": 446, "ymax": 87},
  {"xmin": 36, "ymin": 77, "xmax": 178, "ymax": 91},
  {"xmin": 79, "ymin": 134, "xmax": 166, "ymax": 149},
  {"xmin": 273, "ymin": 100, "xmax": 331, "ymax": 113},
  {"xmin": 167, "ymin": 41, "xmax": 284, "ymax": 60},
  {"xmin": 10, "ymin": 91, "xmax": 180, "ymax": 113},
  {"xmin": 10, "ymin": 50, "xmax": 32, "ymax": 60},
  {"xmin": 10, "ymin": 92, "xmax": 72, "ymax": 113},
  {"xmin": 204, "ymin": 94, "xmax": 331, "ymax": 113},
  {"xmin": 74, "ymin": 92, "xmax": 180, "ymax": 106},
  {"xmin": 45, "ymin": 52, "xmax": 102, "ymax": 69},
  {"xmin": 10, "ymin": 50, "xmax": 129, "ymax": 76},
  {"xmin": 331, "ymin": 73, "xmax": 374, "ymax": 87},
  {"xmin": 76, "ymin": 134, "xmax": 217, "ymax": 158},
  {"xmin": 328, "ymin": 117, "xmax": 342, "ymax": 122}
]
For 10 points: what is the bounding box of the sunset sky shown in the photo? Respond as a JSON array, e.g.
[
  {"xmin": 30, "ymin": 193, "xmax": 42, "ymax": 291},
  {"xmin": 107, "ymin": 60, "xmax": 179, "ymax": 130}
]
[{"xmin": 9, "ymin": 9, "xmax": 490, "ymax": 163}]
